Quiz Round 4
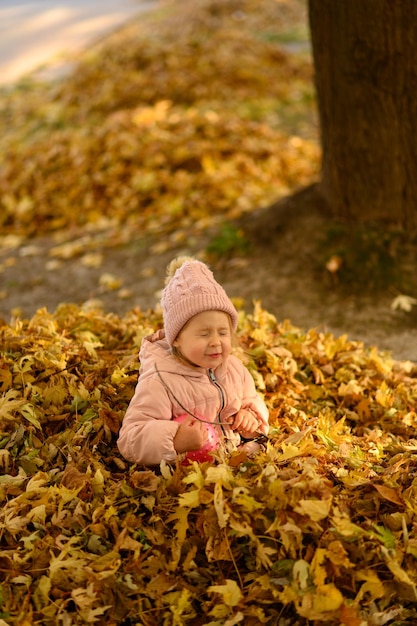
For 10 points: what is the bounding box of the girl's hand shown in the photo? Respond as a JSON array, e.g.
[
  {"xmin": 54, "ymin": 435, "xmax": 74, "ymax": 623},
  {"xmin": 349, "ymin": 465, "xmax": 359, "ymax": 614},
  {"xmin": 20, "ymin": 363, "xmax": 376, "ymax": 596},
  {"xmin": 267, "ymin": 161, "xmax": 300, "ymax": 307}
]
[
  {"xmin": 174, "ymin": 416, "xmax": 208, "ymax": 453},
  {"xmin": 231, "ymin": 408, "xmax": 259, "ymax": 438}
]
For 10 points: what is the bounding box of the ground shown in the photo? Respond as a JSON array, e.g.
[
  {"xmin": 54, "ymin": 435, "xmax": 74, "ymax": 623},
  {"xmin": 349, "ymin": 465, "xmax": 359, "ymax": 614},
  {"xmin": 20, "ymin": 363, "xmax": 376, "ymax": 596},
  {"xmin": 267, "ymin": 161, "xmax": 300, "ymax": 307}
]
[{"xmin": 1, "ymin": 184, "xmax": 416, "ymax": 363}]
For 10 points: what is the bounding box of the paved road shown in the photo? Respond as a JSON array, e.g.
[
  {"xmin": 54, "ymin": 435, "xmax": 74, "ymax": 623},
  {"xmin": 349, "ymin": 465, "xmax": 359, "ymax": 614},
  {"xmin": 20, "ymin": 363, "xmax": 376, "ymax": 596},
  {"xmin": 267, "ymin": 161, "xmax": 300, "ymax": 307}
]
[{"xmin": 0, "ymin": 0, "xmax": 154, "ymax": 85}]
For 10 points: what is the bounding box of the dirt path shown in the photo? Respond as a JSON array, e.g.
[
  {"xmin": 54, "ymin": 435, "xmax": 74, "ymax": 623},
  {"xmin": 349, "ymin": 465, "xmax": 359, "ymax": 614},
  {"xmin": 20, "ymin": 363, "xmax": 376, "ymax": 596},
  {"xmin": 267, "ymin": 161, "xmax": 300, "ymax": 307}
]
[{"xmin": 1, "ymin": 189, "xmax": 416, "ymax": 364}]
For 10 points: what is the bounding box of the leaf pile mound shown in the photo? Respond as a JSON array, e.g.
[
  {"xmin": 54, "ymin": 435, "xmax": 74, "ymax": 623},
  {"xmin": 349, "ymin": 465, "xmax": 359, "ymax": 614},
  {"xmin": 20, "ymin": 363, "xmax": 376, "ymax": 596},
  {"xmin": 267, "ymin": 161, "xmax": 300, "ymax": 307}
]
[
  {"xmin": 0, "ymin": 0, "xmax": 318, "ymax": 248},
  {"xmin": 1, "ymin": 302, "xmax": 417, "ymax": 625}
]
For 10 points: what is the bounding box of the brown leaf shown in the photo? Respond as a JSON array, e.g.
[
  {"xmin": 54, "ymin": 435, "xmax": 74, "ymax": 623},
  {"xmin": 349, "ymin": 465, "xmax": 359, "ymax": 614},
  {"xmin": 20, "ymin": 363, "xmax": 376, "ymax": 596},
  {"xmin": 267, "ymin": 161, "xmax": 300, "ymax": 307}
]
[{"xmin": 373, "ymin": 483, "xmax": 404, "ymax": 506}]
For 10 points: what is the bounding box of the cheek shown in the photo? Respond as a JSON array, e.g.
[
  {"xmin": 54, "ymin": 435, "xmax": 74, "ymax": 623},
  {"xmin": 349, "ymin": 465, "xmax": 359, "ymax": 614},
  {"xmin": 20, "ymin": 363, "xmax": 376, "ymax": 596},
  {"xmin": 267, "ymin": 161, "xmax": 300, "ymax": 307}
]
[
  {"xmin": 179, "ymin": 338, "xmax": 204, "ymax": 356},
  {"xmin": 221, "ymin": 338, "xmax": 232, "ymax": 351},
  {"xmin": 190, "ymin": 340, "xmax": 206, "ymax": 354}
]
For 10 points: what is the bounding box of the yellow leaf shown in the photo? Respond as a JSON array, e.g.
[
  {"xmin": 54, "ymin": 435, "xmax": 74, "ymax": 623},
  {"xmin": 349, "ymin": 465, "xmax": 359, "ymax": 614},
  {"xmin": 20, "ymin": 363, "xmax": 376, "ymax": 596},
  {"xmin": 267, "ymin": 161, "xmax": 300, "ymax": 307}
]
[
  {"xmin": 71, "ymin": 582, "xmax": 97, "ymax": 610},
  {"xmin": 76, "ymin": 331, "xmax": 103, "ymax": 358},
  {"xmin": 133, "ymin": 100, "xmax": 172, "ymax": 126},
  {"xmin": 160, "ymin": 459, "xmax": 173, "ymax": 479},
  {"xmin": 167, "ymin": 505, "xmax": 190, "ymax": 570},
  {"xmin": 178, "ymin": 489, "xmax": 200, "ymax": 508},
  {"xmin": 293, "ymin": 559, "xmax": 310, "ymax": 591},
  {"xmin": 78, "ymin": 605, "xmax": 113, "ymax": 623},
  {"xmin": 232, "ymin": 489, "xmax": 262, "ymax": 513},
  {"xmin": 201, "ymin": 154, "xmax": 217, "ymax": 174},
  {"xmin": 26, "ymin": 472, "xmax": 49, "ymax": 491},
  {"xmin": 111, "ymin": 367, "xmax": 129, "ymax": 385},
  {"xmin": 295, "ymin": 497, "xmax": 332, "ymax": 522},
  {"xmin": 182, "ymin": 463, "xmax": 205, "ymax": 489},
  {"xmin": 208, "ymin": 579, "xmax": 243, "ymax": 607},
  {"xmin": 33, "ymin": 575, "xmax": 51, "ymax": 610},
  {"xmin": 49, "ymin": 239, "xmax": 86, "ymax": 259},
  {"xmin": 10, "ymin": 575, "xmax": 32, "ymax": 585},
  {"xmin": 88, "ymin": 550, "xmax": 121, "ymax": 578},
  {"xmin": 375, "ymin": 381, "xmax": 393, "ymax": 407},
  {"xmin": 338, "ymin": 380, "xmax": 363, "ymax": 397},
  {"xmin": 205, "ymin": 464, "xmax": 234, "ymax": 489},
  {"xmin": 206, "ymin": 533, "xmax": 232, "ymax": 562},
  {"xmin": 49, "ymin": 553, "xmax": 88, "ymax": 580},
  {"xmin": 331, "ymin": 509, "xmax": 364, "ymax": 539},
  {"xmin": 20, "ymin": 403, "xmax": 42, "ymax": 429},
  {"xmin": 381, "ymin": 546, "xmax": 417, "ymax": 594},
  {"xmin": 325, "ymin": 540, "xmax": 353, "ymax": 570},
  {"xmin": 310, "ymin": 547, "xmax": 327, "ymax": 586},
  {"xmin": 313, "ymin": 583, "xmax": 344, "ymax": 613},
  {"xmin": 91, "ymin": 468, "xmax": 105, "ymax": 495},
  {"xmin": 0, "ymin": 389, "xmax": 25, "ymax": 420},
  {"xmin": 214, "ymin": 481, "xmax": 229, "ymax": 529},
  {"xmin": 0, "ymin": 366, "xmax": 12, "ymax": 391},
  {"xmin": 391, "ymin": 294, "xmax": 417, "ymax": 312},
  {"xmin": 254, "ymin": 541, "xmax": 276, "ymax": 569},
  {"xmin": 99, "ymin": 273, "xmax": 122, "ymax": 291},
  {"xmin": 279, "ymin": 441, "xmax": 305, "ymax": 461},
  {"xmin": 81, "ymin": 253, "xmax": 103, "ymax": 268},
  {"xmin": 26, "ymin": 504, "xmax": 47, "ymax": 524},
  {"xmin": 42, "ymin": 383, "xmax": 68, "ymax": 407},
  {"xmin": 355, "ymin": 569, "xmax": 385, "ymax": 602},
  {"xmin": 115, "ymin": 528, "xmax": 143, "ymax": 555}
]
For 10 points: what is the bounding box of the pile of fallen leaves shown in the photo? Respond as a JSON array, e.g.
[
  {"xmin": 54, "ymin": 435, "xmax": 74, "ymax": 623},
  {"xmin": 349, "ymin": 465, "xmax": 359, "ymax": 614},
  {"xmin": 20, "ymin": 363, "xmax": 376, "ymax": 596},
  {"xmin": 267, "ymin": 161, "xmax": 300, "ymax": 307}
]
[
  {"xmin": 1, "ymin": 301, "xmax": 417, "ymax": 625},
  {"xmin": 0, "ymin": 0, "xmax": 319, "ymax": 246}
]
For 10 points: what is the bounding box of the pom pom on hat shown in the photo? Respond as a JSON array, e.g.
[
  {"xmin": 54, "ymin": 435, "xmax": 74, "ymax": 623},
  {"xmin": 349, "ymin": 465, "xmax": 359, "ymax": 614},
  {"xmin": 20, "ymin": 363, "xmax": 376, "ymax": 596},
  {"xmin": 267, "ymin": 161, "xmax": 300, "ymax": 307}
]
[{"xmin": 161, "ymin": 256, "xmax": 238, "ymax": 346}]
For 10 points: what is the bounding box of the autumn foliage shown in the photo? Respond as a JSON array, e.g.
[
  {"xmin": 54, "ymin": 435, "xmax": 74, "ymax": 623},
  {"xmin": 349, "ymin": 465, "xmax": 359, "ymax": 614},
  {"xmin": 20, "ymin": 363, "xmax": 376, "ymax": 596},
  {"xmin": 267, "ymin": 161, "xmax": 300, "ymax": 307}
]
[
  {"xmin": 1, "ymin": 1, "xmax": 417, "ymax": 625},
  {"xmin": 1, "ymin": 303, "xmax": 417, "ymax": 625},
  {"xmin": 0, "ymin": 0, "xmax": 318, "ymax": 247}
]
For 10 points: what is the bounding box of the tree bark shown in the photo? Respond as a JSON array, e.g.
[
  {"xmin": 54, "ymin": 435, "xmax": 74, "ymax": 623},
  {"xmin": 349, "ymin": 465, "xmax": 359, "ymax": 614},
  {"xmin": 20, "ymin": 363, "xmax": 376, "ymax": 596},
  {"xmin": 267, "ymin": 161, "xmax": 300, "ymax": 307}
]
[{"xmin": 308, "ymin": 0, "xmax": 417, "ymax": 230}]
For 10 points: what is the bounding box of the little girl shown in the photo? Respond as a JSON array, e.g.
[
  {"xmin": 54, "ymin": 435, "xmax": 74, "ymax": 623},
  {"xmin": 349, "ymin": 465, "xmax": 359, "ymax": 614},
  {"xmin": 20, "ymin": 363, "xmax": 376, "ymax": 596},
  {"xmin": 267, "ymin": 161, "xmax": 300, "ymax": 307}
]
[{"xmin": 117, "ymin": 256, "xmax": 269, "ymax": 465}]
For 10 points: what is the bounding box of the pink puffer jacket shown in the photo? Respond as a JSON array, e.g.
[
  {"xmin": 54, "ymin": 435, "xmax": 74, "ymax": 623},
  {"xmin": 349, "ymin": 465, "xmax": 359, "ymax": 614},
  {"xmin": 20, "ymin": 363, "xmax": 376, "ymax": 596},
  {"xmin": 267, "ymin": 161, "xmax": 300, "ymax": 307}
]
[{"xmin": 117, "ymin": 329, "xmax": 269, "ymax": 465}]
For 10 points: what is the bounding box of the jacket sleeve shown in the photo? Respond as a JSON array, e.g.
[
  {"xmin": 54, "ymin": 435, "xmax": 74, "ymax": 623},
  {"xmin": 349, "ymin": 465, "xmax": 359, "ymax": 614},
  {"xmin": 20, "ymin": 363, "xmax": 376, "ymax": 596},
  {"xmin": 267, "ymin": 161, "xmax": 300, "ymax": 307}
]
[
  {"xmin": 240, "ymin": 366, "xmax": 269, "ymax": 436},
  {"xmin": 117, "ymin": 376, "xmax": 180, "ymax": 465}
]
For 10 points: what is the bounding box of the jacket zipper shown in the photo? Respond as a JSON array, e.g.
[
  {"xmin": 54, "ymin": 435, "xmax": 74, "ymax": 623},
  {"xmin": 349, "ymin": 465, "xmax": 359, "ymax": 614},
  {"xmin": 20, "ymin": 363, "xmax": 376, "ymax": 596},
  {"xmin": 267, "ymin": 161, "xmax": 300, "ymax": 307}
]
[{"xmin": 208, "ymin": 368, "xmax": 225, "ymax": 432}]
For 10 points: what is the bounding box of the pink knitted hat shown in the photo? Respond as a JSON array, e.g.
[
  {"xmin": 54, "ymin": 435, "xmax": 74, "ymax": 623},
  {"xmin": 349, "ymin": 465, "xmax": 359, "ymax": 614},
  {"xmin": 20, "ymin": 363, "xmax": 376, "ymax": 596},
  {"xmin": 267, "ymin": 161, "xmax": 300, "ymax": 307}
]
[{"xmin": 161, "ymin": 257, "xmax": 238, "ymax": 346}]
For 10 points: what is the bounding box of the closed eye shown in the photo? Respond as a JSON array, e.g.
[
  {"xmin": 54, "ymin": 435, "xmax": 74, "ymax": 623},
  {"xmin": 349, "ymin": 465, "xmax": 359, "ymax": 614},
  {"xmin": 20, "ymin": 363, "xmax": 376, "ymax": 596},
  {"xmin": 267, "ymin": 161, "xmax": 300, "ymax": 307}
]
[{"xmin": 197, "ymin": 329, "xmax": 229, "ymax": 337}]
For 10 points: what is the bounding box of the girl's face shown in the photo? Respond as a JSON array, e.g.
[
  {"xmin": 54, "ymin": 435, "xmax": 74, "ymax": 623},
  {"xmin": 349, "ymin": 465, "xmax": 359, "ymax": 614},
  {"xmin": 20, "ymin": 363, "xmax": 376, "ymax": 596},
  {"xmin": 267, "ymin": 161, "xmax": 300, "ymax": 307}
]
[{"xmin": 173, "ymin": 310, "xmax": 232, "ymax": 369}]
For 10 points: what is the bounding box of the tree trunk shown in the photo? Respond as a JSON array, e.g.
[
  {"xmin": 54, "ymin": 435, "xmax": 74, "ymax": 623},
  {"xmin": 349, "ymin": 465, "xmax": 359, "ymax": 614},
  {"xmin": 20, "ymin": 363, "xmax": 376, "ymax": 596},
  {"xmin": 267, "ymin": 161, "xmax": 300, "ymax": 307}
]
[{"xmin": 308, "ymin": 0, "xmax": 417, "ymax": 230}]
